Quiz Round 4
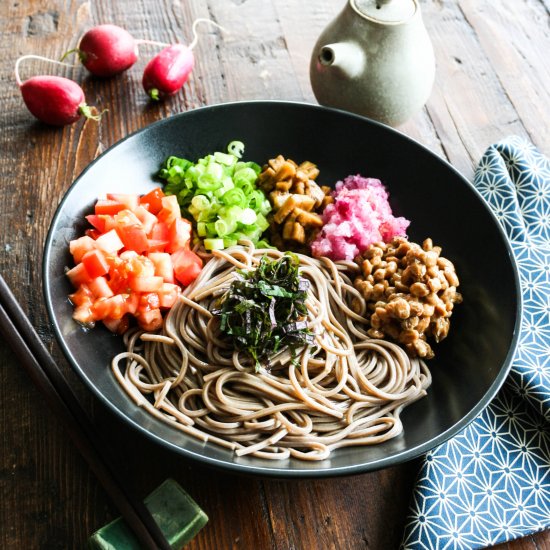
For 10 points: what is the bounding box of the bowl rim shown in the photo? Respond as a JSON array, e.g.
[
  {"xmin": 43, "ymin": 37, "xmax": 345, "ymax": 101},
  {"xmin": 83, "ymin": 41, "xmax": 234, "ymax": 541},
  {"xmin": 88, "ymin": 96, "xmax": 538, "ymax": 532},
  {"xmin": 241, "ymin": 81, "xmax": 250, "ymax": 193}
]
[{"xmin": 43, "ymin": 99, "xmax": 523, "ymax": 478}]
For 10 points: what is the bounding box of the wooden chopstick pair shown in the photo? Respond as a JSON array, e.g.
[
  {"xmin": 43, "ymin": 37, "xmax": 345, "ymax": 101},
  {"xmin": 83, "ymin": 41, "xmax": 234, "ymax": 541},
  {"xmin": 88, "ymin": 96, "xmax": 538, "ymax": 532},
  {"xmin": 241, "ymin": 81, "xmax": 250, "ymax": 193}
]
[{"xmin": 0, "ymin": 274, "xmax": 172, "ymax": 550}]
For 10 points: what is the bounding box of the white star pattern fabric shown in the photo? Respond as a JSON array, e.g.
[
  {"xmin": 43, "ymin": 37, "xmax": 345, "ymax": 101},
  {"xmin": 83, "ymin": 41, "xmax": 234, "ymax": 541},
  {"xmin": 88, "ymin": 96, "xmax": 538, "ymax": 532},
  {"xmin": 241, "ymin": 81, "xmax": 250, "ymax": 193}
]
[{"xmin": 402, "ymin": 137, "xmax": 550, "ymax": 549}]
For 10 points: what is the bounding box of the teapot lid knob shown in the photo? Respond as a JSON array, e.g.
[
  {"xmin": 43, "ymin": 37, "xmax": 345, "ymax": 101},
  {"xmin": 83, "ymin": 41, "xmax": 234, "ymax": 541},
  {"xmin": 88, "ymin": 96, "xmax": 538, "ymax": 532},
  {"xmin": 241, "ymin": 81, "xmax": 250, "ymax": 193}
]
[{"xmin": 351, "ymin": 0, "xmax": 417, "ymax": 23}]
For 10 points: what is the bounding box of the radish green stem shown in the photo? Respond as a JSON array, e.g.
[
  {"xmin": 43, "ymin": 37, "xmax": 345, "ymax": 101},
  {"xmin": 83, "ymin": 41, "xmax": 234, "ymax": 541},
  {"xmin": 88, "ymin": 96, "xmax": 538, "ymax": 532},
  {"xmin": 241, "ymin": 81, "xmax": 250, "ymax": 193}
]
[
  {"xmin": 60, "ymin": 48, "xmax": 85, "ymax": 63},
  {"xmin": 79, "ymin": 104, "xmax": 107, "ymax": 121},
  {"xmin": 15, "ymin": 54, "xmax": 76, "ymax": 87}
]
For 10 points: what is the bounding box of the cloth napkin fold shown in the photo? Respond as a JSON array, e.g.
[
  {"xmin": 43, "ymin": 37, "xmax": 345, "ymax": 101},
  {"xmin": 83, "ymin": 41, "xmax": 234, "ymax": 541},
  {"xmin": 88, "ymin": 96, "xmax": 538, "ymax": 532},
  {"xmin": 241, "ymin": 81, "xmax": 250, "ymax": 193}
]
[{"xmin": 401, "ymin": 136, "xmax": 550, "ymax": 550}]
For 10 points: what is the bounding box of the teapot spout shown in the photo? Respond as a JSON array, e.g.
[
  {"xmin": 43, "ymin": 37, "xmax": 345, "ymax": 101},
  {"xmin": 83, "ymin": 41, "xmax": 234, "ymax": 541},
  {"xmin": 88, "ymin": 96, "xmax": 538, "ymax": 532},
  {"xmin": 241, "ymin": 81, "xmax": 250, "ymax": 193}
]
[{"xmin": 317, "ymin": 42, "xmax": 366, "ymax": 79}]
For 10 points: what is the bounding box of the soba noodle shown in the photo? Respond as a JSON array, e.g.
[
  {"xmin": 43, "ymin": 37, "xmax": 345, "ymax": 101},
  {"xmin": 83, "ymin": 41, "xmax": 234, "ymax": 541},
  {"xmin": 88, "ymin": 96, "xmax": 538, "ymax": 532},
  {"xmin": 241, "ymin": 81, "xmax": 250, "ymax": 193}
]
[{"xmin": 112, "ymin": 241, "xmax": 431, "ymax": 461}]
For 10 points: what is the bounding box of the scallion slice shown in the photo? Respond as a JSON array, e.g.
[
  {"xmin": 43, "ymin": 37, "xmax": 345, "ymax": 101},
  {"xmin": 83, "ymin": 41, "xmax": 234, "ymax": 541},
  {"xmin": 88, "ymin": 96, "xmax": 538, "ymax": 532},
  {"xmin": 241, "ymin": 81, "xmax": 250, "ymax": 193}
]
[{"xmin": 158, "ymin": 141, "xmax": 272, "ymax": 250}]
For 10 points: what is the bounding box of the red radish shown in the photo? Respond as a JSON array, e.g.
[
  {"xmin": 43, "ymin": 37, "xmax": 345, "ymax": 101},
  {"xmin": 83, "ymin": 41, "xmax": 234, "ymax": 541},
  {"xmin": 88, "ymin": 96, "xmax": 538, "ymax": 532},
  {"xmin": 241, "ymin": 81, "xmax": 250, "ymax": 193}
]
[
  {"xmin": 71, "ymin": 24, "xmax": 139, "ymax": 77},
  {"xmin": 142, "ymin": 44, "xmax": 194, "ymax": 101},
  {"xmin": 142, "ymin": 18, "xmax": 226, "ymax": 101},
  {"xmin": 15, "ymin": 55, "xmax": 102, "ymax": 126}
]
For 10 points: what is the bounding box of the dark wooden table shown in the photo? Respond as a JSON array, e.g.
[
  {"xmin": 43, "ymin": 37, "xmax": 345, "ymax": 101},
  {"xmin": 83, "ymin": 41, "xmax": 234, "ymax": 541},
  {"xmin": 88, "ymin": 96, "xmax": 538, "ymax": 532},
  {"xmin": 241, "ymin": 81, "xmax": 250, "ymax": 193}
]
[{"xmin": 1, "ymin": 1, "xmax": 549, "ymax": 549}]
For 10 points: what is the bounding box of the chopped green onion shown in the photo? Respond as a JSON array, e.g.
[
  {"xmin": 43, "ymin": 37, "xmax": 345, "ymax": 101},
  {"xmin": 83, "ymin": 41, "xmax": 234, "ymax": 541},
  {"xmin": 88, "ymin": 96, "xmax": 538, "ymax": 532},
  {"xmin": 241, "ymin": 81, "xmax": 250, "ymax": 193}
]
[
  {"xmin": 204, "ymin": 238, "xmax": 225, "ymax": 250},
  {"xmin": 197, "ymin": 222, "xmax": 208, "ymax": 237},
  {"xmin": 221, "ymin": 188, "xmax": 246, "ymax": 207},
  {"xmin": 197, "ymin": 173, "xmax": 221, "ymax": 191},
  {"xmin": 214, "ymin": 152, "xmax": 237, "ymax": 166},
  {"xmin": 234, "ymin": 167, "xmax": 257, "ymax": 187},
  {"xmin": 205, "ymin": 161, "xmax": 223, "ymax": 181},
  {"xmin": 223, "ymin": 236, "xmax": 238, "ymax": 248},
  {"xmin": 191, "ymin": 195, "xmax": 211, "ymax": 211},
  {"xmin": 158, "ymin": 142, "xmax": 273, "ymax": 250},
  {"xmin": 240, "ymin": 208, "xmax": 257, "ymax": 226},
  {"xmin": 227, "ymin": 140, "xmax": 245, "ymax": 158},
  {"xmin": 255, "ymin": 213, "xmax": 270, "ymax": 232},
  {"xmin": 185, "ymin": 164, "xmax": 205, "ymax": 182},
  {"xmin": 236, "ymin": 181, "xmax": 255, "ymax": 196},
  {"xmin": 256, "ymin": 239, "xmax": 275, "ymax": 249},
  {"xmin": 205, "ymin": 222, "xmax": 218, "ymax": 236},
  {"xmin": 215, "ymin": 218, "xmax": 237, "ymax": 237}
]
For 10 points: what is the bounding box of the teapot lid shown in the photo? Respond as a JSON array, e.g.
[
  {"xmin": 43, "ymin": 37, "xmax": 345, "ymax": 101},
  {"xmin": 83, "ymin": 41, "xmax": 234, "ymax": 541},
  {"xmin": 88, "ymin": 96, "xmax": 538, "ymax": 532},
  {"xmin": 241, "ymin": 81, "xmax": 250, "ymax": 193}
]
[{"xmin": 351, "ymin": 0, "xmax": 416, "ymax": 23}]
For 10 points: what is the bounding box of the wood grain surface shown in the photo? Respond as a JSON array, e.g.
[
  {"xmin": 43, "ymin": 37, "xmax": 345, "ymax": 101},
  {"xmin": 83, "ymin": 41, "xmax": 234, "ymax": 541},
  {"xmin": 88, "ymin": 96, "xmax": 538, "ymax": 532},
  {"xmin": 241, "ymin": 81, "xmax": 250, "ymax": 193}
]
[{"xmin": 1, "ymin": 1, "xmax": 549, "ymax": 548}]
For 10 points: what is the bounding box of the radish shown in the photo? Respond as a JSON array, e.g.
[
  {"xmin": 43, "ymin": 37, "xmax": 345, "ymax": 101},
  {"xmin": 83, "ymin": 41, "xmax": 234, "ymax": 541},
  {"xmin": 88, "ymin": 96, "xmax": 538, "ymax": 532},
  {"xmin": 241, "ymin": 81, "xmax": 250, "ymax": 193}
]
[
  {"xmin": 142, "ymin": 44, "xmax": 194, "ymax": 101},
  {"xmin": 15, "ymin": 55, "xmax": 102, "ymax": 126},
  {"xmin": 75, "ymin": 24, "xmax": 139, "ymax": 77},
  {"xmin": 142, "ymin": 19, "xmax": 225, "ymax": 101}
]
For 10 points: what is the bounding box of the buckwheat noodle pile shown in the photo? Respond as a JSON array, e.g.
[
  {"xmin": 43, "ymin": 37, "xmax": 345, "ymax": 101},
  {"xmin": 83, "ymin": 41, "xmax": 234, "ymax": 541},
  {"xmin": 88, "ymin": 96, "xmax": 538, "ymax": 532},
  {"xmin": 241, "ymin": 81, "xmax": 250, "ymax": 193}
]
[{"xmin": 112, "ymin": 241, "xmax": 431, "ymax": 461}]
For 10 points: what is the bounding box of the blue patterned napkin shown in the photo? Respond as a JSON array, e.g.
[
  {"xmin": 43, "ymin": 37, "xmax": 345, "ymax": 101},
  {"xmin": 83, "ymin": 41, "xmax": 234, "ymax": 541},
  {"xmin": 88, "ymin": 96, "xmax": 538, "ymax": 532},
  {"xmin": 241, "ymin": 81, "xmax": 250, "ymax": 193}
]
[{"xmin": 401, "ymin": 136, "xmax": 550, "ymax": 549}]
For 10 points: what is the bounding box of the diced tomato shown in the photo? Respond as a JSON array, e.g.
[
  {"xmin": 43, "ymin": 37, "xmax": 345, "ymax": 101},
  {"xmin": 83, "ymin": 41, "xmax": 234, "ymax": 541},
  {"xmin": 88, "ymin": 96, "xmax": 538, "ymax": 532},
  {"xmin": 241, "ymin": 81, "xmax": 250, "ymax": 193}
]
[
  {"xmin": 92, "ymin": 294, "xmax": 128, "ymax": 320},
  {"xmin": 87, "ymin": 214, "xmax": 116, "ymax": 234},
  {"xmin": 128, "ymin": 275, "xmax": 164, "ymax": 293},
  {"xmin": 124, "ymin": 293, "xmax": 140, "ymax": 315},
  {"xmin": 67, "ymin": 188, "xmax": 204, "ymax": 335},
  {"xmin": 139, "ymin": 292, "xmax": 161, "ymax": 311},
  {"xmin": 102, "ymin": 315, "xmax": 130, "ymax": 335},
  {"xmin": 134, "ymin": 205, "xmax": 158, "ymax": 235},
  {"xmin": 172, "ymin": 249, "xmax": 203, "ymax": 286},
  {"xmin": 85, "ymin": 228, "xmax": 101, "ymax": 240},
  {"xmin": 136, "ymin": 308, "xmax": 163, "ymax": 331},
  {"xmin": 150, "ymin": 221, "xmax": 169, "ymax": 241},
  {"xmin": 128, "ymin": 255, "xmax": 155, "ymax": 278},
  {"xmin": 113, "ymin": 210, "xmax": 148, "ymax": 253},
  {"xmin": 119, "ymin": 250, "xmax": 139, "ymax": 262},
  {"xmin": 140, "ymin": 188, "xmax": 165, "ymax": 214},
  {"xmin": 166, "ymin": 218, "xmax": 192, "ymax": 253},
  {"xmin": 69, "ymin": 284, "xmax": 94, "ymax": 307},
  {"xmin": 114, "ymin": 209, "xmax": 142, "ymax": 228},
  {"xmin": 88, "ymin": 276, "xmax": 114, "ymax": 299},
  {"xmin": 66, "ymin": 263, "xmax": 92, "ymax": 287},
  {"xmin": 95, "ymin": 229, "xmax": 124, "ymax": 254},
  {"xmin": 157, "ymin": 195, "xmax": 181, "ymax": 225},
  {"xmin": 85, "ymin": 215, "xmax": 107, "ymax": 233},
  {"xmin": 95, "ymin": 199, "xmax": 126, "ymax": 216},
  {"xmin": 148, "ymin": 252, "xmax": 174, "ymax": 283},
  {"xmin": 69, "ymin": 236, "xmax": 96, "ymax": 264},
  {"xmin": 81, "ymin": 249, "xmax": 110, "ymax": 279},
  {"xmin": 158, "ymin": 283, "xmax": 180, "ymax": 308},
  {"xmin": 117, "ymin": 224, "xmax": 149, "ymax": 254},
  {"xmin": 106, "ymin": 193, "xmax": 140, "ymax": 212},
  {"xmin": 147, "ymin": 239, "xmax": 169, "ymax": 252},
  {"xmin": 73, "ymin": 305, "xmax": 95, "ymax": 326}
]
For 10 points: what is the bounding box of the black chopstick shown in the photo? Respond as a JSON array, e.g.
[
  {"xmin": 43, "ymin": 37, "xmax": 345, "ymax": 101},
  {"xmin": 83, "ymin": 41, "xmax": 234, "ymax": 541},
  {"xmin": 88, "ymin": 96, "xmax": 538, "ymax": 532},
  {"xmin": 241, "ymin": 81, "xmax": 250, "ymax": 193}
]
[{"xmin": 0, "ymin": 275, "xmax": 172, "ymax": 550}]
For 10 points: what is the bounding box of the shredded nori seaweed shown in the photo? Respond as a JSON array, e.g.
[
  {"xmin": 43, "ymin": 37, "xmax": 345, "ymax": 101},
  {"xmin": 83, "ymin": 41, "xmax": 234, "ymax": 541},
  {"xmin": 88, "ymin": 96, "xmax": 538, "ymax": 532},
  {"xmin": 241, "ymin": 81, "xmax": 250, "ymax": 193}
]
[{"xmin": 212, "ymin": 254, "xmax": 314, "ymax": 371}]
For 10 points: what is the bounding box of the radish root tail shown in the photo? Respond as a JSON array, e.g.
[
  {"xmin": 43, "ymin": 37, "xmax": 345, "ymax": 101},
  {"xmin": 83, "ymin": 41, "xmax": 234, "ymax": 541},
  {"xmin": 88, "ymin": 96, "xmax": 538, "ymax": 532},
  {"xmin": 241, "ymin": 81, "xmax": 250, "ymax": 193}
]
[
  {"xmin": 15, "ymin": 54, "xmax": 76, "ymax": 87},
  {"xmin": 189, "ymin": 18, "xmax": 227, "ymax": 50}
]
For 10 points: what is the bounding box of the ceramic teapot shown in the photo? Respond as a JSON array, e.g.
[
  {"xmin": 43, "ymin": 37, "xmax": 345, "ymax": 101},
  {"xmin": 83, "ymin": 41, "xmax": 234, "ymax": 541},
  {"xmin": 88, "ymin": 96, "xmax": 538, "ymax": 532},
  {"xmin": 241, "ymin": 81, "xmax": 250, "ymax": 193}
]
[{"xmin": 310, "ymin": 0, "xmax": 435, "ymax": 126}]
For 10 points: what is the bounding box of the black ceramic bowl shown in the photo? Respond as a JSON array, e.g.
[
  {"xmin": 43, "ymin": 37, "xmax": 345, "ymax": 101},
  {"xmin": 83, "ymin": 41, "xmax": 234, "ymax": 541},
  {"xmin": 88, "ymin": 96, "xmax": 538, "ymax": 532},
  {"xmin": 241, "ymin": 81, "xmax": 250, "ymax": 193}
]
[{"xmin": 43, "ymin": 101, "xmax": 521, "ymax": 477}]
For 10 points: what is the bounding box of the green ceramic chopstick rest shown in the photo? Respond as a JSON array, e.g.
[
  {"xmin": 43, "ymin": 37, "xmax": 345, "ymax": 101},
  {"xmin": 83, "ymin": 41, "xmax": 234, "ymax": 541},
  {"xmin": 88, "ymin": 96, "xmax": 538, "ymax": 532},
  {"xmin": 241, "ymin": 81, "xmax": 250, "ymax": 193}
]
[{"xmin": 310, "ymin": 0, "xmax": 435, "ymax": 127}]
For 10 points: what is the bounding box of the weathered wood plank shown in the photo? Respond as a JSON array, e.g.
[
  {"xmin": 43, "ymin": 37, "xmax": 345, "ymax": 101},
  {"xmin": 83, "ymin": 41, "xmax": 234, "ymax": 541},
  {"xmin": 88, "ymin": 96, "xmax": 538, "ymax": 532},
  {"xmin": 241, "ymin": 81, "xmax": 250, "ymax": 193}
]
[
  {"xmin": 460, "ymin": 0, "xmax": 550, "ymax": 155},
  {"xmin": 421, "ymin": 0, "xmax": 537, "ymax": 178},
  {"xmin": 0, "ymin": 1, "xmax": 549, "ymax": 549}
]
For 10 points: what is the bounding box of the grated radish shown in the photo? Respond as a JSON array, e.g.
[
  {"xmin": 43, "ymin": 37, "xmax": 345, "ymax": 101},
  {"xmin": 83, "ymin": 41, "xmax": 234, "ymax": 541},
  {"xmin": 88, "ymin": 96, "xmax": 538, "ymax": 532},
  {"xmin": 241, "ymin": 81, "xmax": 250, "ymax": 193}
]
[{"xmin": 311, "ymin": 175, "xmax": 410, "ymax": 261}]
